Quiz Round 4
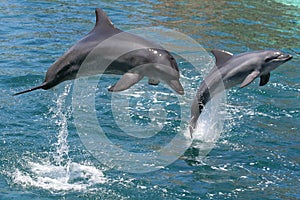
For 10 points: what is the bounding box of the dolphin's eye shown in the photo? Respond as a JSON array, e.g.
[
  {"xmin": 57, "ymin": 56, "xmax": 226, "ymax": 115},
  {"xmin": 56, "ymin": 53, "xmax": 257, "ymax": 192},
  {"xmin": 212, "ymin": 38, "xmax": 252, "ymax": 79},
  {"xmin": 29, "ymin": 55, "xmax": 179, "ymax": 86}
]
[
  {"xmin": 274, "ymin": 52, "xmax": 281, "ymax": 56},
  {"xmin": 265, "ymin": 53, "xmax": 281, "ymax": 62}
]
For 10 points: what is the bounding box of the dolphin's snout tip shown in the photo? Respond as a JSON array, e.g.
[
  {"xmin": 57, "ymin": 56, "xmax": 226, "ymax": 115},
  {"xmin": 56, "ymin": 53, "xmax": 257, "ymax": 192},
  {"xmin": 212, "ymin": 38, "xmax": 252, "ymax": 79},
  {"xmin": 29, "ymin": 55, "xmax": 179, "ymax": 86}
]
[
  {"xmin": 278, "ymin": 53, "xmax": 293, "ymax": 62},
  {"xmin": 284, "ymin": 54, "xmax": 293, "ymax": 62},
  {"xmin": 177, "ymin": 90, "xmax": 184, "ymax": 95},
  {"xmin": 169, "ymin": 80, "xmax": 185, "ymax": 95},
  {"xmin": 174, "ymin": 87, "xmax": 184, "ymax": 95},
  {"xmin": 284, "ymin": 53, "xmax": 293, "ymax": 60}
]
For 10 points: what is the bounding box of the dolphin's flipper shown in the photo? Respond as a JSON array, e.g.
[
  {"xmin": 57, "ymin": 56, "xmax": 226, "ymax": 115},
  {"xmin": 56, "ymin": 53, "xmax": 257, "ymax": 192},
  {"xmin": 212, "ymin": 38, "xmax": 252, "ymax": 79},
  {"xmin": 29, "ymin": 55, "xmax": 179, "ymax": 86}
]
[
  {"xmin": 211, "ymin": 49, "xmax": 233, "ymax": 67},
  {"xmin": 259, "ymin": 73, "xmax": 270, "ymax": 86},
  {"xmin": 108, "ymin": 72, "xmax": 144, "ymax": 92},
  {"xmin": 148, "ymin": 78, "xmax": 160, "ymax": 85},
  {"xmin": 240, "ymin": 70, "xmax": 260, "ymax": 88}
]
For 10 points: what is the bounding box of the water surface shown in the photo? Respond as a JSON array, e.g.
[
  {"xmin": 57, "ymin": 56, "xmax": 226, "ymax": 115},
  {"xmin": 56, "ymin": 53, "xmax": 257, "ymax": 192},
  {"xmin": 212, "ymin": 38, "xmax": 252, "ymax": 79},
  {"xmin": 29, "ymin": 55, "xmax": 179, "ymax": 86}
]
[{"xmin": 0, "ymin": 0, "xmax": 299, "ymax": 199}]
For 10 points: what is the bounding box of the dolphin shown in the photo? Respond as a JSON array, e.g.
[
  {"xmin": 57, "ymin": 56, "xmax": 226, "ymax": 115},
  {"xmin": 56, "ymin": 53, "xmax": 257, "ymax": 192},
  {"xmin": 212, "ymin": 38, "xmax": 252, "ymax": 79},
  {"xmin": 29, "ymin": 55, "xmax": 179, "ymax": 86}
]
[
  {"xmin": 189, "ymin": 49, "xmax": 293, "ymax": 134},
  {"xmin": 14, "ymin": 8, "xmax": 184, "ymax": 95}
]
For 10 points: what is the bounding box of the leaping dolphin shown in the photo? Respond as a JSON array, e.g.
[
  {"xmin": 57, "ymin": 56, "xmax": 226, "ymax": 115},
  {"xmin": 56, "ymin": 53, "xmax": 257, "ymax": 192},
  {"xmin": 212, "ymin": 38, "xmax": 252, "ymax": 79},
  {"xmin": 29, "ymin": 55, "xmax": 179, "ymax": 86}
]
[
  {"xmin": 14, "ymin": 8, "xmax": 184, "ymax": 95},
  {"xmin": 189, "ymin": 49, "xmax": 293, "ymax": 135}
]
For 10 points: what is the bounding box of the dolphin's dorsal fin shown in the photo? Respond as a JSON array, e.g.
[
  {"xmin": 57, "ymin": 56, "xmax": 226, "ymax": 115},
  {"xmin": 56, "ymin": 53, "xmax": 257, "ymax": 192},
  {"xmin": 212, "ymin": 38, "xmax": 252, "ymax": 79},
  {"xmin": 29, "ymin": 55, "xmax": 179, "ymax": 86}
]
[
  {"xmin": 94, "ymin": 8, "xmax": 115, "ymax": 30},
  {"xmin": 211, "ymin": 49, "xmax": 233, "ymax": 67}
]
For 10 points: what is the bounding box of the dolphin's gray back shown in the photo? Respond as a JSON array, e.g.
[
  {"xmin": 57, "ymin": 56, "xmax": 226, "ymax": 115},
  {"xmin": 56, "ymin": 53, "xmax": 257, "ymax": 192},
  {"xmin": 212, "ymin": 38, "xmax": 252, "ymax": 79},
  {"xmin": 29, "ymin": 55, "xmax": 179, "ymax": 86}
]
[
  {"xmin": 189, "ymin": 49, "xmax": 293, "ymax": 135},
  {"xmin": 44, "ymin": 8, "xmax": 163, "ymax": 86},
  {"xmin": 13, "ymin": 8, "xmax": 183, "ymax": 95}
]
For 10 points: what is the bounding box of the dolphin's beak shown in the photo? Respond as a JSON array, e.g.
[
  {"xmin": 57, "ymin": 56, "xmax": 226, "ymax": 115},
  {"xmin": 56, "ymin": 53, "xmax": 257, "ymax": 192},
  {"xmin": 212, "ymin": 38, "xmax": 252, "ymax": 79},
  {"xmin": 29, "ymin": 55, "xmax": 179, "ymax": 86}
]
[
  {"xmin": 286, "ymin": 54, "xmax": 293, "ymax": 61},
  {"xmin": 169, "ymin": 80, "xmax": 184, "ymax": 95},
  {"xmin": 277, "ymin": 54, "xmax": 293, "ymax": 62}
]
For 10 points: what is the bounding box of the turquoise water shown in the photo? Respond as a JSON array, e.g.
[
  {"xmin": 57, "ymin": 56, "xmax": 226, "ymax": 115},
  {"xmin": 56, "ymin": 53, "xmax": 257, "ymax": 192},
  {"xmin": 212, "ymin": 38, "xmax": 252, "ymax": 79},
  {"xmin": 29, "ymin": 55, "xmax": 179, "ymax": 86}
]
[
  {"xmin": 275, "ymin": 0, "xmax": 300, "ymax": 7},
  {"xmin": 1, "ymin": 0, "xmax": 299, "ymax": 199}
]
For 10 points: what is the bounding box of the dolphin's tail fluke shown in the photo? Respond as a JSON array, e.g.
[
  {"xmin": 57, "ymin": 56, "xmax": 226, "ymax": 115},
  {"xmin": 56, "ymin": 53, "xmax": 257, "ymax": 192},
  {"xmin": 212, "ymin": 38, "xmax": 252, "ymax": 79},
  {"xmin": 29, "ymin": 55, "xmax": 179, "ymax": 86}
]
[
  {"xmin": 189, "ymin": 103, "xmax": 205, "ymax": 138},
  {"xmin": 189, "ymin": 94, "xmax": 208, "ymax": 137},
  {"xmin": 13, "ymin": 82, "xmax": 47, "ymax": 96}
]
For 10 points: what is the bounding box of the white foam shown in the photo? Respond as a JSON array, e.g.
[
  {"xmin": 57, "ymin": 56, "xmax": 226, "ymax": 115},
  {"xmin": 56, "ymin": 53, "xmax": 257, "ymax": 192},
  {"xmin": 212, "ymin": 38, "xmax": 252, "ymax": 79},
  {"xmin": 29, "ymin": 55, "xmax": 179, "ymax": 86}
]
[
  {"xmin": 11, "ymin": 159, "xmax": 107, "ymax": 192},
  {"xmin": 10, "ymin": 84, "xmax": 107, "ymax": 192},
  {"xmin": 188, "ymin": 92, "xmax": 227, "ymax": 158},
  {"xmin": 194, "ymin": 92, "xmax": 226, "ymax": 141}
]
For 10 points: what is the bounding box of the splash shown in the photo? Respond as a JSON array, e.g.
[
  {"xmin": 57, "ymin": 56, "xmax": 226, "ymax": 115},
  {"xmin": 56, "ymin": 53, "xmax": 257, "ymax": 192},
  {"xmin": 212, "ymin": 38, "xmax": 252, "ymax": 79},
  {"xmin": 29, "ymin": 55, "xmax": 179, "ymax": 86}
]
[
  {"xmin": 189, "ymin": 92, "xmax": 227, "ymax": 158},
  {"xmin": 12, "ymin": 161, "xmax": 106, "ymax": 192},
  {"xmin": 10, "ymin": 84, "xmax": 107, "ymax": 193},
  {"xmin": 50, "ymin": 84, "xmax": 72, "ymax": 168}
]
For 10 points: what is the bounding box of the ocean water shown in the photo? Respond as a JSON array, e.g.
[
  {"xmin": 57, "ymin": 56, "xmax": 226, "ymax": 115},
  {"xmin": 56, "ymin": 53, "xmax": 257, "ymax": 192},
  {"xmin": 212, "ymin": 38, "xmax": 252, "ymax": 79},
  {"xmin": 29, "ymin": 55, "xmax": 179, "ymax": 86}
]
[{"xmin": 0, "ymin": 0, "xmax": 299, "ymax": 199}]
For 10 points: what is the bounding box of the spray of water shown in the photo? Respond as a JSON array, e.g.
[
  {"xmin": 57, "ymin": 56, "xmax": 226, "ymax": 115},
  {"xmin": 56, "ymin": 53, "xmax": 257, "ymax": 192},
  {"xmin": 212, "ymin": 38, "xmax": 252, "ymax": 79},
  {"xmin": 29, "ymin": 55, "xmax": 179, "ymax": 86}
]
[
  {"xmin": 51, "ymin": 84, "xmax": 72, "ymax": 179},
  {"xmin": 10, "ymin": 84, "xmax": 107, "ymax": 193}
]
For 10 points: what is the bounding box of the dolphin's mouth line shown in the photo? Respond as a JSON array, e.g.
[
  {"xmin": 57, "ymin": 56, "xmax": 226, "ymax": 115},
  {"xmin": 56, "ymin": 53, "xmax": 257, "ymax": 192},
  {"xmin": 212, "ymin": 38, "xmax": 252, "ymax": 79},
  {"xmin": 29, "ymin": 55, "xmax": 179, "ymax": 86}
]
[{"xmin": 274, "ymin": 54, "xmax": 293, "ymax": 62}]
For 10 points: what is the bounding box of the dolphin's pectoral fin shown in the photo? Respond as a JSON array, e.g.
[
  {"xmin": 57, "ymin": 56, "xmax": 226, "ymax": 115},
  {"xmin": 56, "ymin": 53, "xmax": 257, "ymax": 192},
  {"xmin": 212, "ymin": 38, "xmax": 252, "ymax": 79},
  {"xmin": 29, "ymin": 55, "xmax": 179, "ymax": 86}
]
[
  {"xmin": 259, "ymin": 73, "xmax": 270, "ymax": 86},
  {"xmin": 108, "ymin": 72, "xmax": 144, "ymax": 92},
  {"xmin": 148, "ymin": 78, "xmax": 160, "ymax": 85},
  {"xmin": 240, "ymin": 70, "xmax": 260, "ymax": 88}
]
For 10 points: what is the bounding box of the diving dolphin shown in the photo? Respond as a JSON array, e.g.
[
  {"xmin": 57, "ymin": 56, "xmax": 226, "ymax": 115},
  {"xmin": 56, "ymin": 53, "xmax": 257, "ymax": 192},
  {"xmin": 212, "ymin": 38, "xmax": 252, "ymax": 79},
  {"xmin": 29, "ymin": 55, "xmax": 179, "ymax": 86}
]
[
  {"xmin": 14, "ymin": 8, "xmax": 184, "ymax": 95},
  {"xmin": 189, "ymin": 49, "xmax": 293, "ymax": 134}
]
